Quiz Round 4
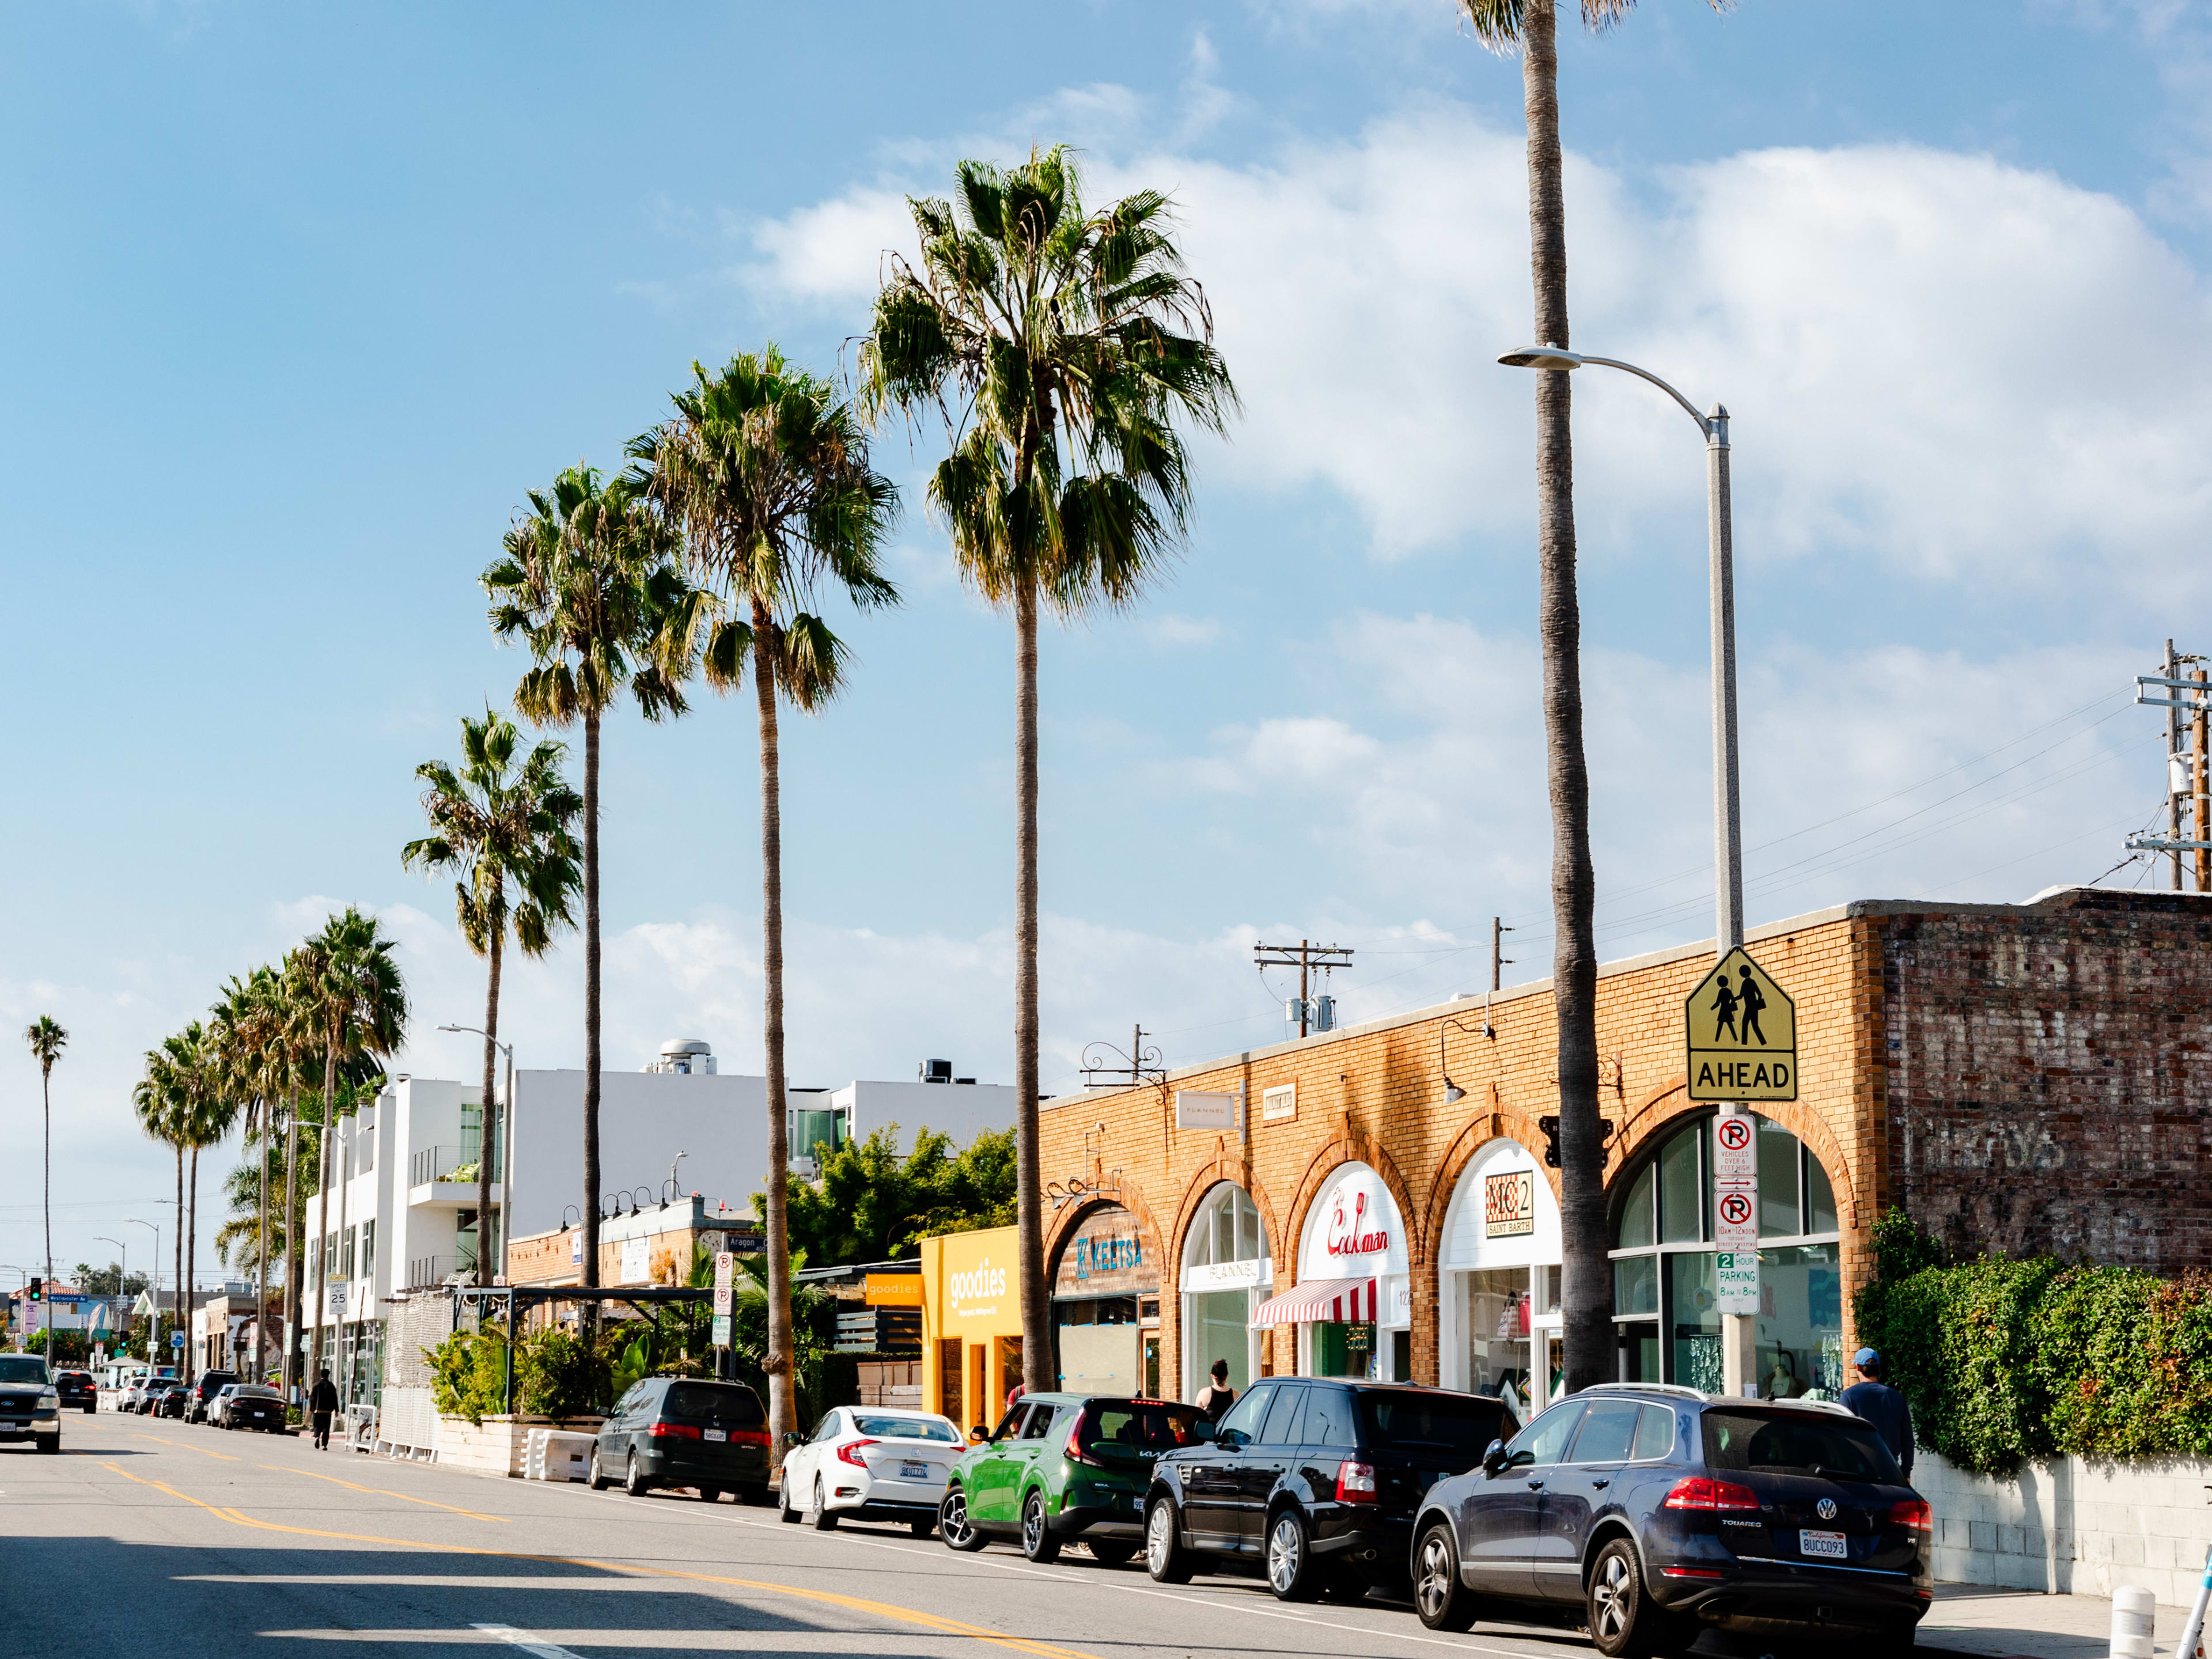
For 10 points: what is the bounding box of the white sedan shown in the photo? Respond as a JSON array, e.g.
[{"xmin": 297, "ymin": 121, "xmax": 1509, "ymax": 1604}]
[{"xmin": 779, "ymin": 1407, "xmax": 965, "ymax": 1535}]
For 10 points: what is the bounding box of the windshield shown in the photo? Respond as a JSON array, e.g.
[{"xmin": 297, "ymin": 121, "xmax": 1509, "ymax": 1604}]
[
  {"xmin": 1077, "ymin": 1399, "xmax": 1210, "ymax": 1455},
  {"xmin": 0, "ymin": 1358, "xmax": 48, "ymax": 1385},
  {"xmin": 235, "ymin": 1385, "xmax": 281, "ymax": 1400},
  {"xmin": 1702, "ymin": 1411, "xmax": 1900, "ymax": 1482},
  {"xmin": 1361, "ymin": 1391, "xmax": 1513, "ymax": 1457},
  {"xmin": 662, "ymin": 1383, "xmax": 766, "ymax": 1428},
  {"xmin": 854, "ymin": 1414, "xmax": 960, "ymax": 1443}
]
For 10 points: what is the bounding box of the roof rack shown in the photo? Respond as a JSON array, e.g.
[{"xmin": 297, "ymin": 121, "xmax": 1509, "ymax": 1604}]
[{"xmin": 1581, "ymin": 1382, "xmax": 1710, "ymax": 1403}]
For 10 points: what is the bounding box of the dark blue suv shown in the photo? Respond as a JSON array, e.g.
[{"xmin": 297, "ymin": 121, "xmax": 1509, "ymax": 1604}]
[{"xmin": 1410, "ymin": 1384, "xmax": 1931, "ymax": 1656}]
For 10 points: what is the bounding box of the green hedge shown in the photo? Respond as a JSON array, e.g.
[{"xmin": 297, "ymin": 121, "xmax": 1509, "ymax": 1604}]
[{"xmin": 1854, "ymin": 1210, "xmax": 2212, "ymax": 1474}]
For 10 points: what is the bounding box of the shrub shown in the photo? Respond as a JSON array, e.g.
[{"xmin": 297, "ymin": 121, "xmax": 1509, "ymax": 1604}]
[{"xmin": 1855, "ymin": 1211, "xmax": 2212, "ymax": 1474}]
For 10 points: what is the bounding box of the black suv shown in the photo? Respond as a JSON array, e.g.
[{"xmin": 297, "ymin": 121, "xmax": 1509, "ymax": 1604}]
[
  {"xmin": 589, "ymin": 1376, "xmax": 771, "ymax": 1503},
  {"xmin": 54, "ymin": 1370, "xmax": 96, "ymax": 1413},
  {"xmin": 1410, "ymin": 1384, "xmax": 1931, "ymax": 1656},
  {"xmin": 188, "ymin": 1370, "xmax": 238, "ymax": 1424},
  {"xmin": 1145, "ymin": 1378, "xmax": 1516, "ymax": 1601}
]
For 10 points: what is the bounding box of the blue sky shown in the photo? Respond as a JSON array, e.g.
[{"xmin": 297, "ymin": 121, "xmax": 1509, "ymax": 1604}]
[{"xmin": 5, "ymin": 0, "xmax": 2209, "ymax": 1280}]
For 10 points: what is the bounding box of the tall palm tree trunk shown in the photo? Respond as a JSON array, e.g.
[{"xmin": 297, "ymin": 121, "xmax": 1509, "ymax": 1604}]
[
  {"xmin": 256, "ymin": 1105, "xmax": 270, "ymax": 1381},
  {"xmin": 41, "ymin": 1071, "xmax": 51, "ymax": 1355},
  {"xmin": 479, "ymin": 934, "xmax": 503, "ymax": 1284},
  {"xmin": 185, "ymin": 1145, "xmax": 199, "ymax": 1384},
  {"xmin": 282, "ymin": 1084, "xmax": 302, "ymax": 1400},
  {"xmin": 173, "ymin": 1144, "xmax": 185, "ymax": 1372},
  {"xmin": 334, "ymin": 1104, "xmax": 354, "ymax": 1404},
  {"xmin": 754, "ymin": 600, "xmax": 796, "ymax": 1457},
  {"xmin": 311, "ymin": 1041, "xmax": 338, "ymax": 1382},
  {"xmin": 1521, "ymin": 0, "xmax": 1608, "ymax": 1396},
  {"xmin": 581, "ymin": 710, "xmax": 603, "ymax": 1309},
  {"xmin": 1013, "ymin": 578, "xmax": 1048, "ymax": 1395}
]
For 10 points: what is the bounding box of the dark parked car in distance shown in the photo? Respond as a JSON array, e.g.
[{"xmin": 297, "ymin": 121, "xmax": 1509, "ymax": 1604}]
[
  {"xmin": 153, "ymin": 1384, "xmax": 190, "ymax": 1419},
  {"xmin": 188, "ymin": 1369, "xmax": 238, "ymax": 1424},
  {"xmin": 1410, "ymin": 1383, "xmax": 1931, "ymax": 1657},
  {"xmin": 1145, "ymin": 1378, "xmax": 1518, "ymax": 1601},
  {"xmin": 590, "ymin": 1376, "xmax": 772, "ymax": 1503},
  {"xmin": 221, "ymin": 1384, "xmax": 288, "ymax": 1432},
  {"xmin": 54, "ymin": 1370, "xmax": 96, "ymax": 1413}
]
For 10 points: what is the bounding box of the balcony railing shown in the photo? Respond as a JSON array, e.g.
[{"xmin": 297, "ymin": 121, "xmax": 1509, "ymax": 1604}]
[
  {"xmin": 410, "ymin": 1143, "xmax": 501, "ymax": 1188},
  {"xmin": 403, "ymin": 1254, "xmax": 460, "ymax": 1290}
]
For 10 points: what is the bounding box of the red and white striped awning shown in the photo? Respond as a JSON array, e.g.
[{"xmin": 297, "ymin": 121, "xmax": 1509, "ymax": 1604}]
[{"xmin": 1251, "ymin": 1277, "xmax": 1378, "ymax": 1328}]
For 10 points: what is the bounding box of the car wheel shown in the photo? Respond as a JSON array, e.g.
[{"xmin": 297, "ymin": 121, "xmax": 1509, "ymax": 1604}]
[
  {"xmin": 810, "ymin": 1477, "xmax": 840, "ymax": 1531},
  {"xmin": 35, "ymin": 1434, "xmax": 59, "ymax": 1456},
  {"xmin": 1145, "ymin": 1497, "xmax": 1194, "ymax": 1584},
  {"xmin": 779, "ymin": 1478, "xmax": 801, "ymax": 1524},
  {"xmin": 697, "ymin": 1486, "xmax": 721, "ymax": 1503},
  {"xmin": 589, "ymin": 1449, "xmax": 611, "ymax": 1491},
  {"xmin": 1586, "ymin": 1538, "xmax": 1664, "ymax": 1659},
  {"xmin": 1086, "ymin": 1540, "xmax": 1135, "ymax": 1569},
  {"xmin": 939, "ymin": 1485, "xmax": 987, "ymax": 1552},
  {"xmin": 1020, "ymin": 1490, "xmax": 1062, "ymax": 1563},
  {"xmin": 1265, "ymin": 1508, "xmax": 1319, "ymax": 1601},
  {"xmin": 624, "ymin": 1452, "xmax": 651, "ymax": 1499},
  {"xmin": 1414, "ymin": 1521, "xmax": 1480, "ymax": 1633}
]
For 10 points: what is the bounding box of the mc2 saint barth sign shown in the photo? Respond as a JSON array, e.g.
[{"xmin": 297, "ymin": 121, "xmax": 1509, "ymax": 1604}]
[{"xmin": 1685, "ymin": 948, "xmax": 1797, "ymax": 1103}]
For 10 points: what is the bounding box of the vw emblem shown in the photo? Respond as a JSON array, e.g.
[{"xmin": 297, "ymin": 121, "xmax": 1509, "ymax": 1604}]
[{"xmin": 1816, "ymin": 1499, "xmax": 1839, "ymax": 1521}]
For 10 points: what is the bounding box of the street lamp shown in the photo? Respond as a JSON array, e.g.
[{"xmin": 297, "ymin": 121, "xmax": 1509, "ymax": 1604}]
[
  {"xmin": 440, "ymin": 1025, "xmax": 516, "ymax": 1282},
  {"xmin": 1500, "ymin": 342, "xmax": 1751, "ymax": 1394}
]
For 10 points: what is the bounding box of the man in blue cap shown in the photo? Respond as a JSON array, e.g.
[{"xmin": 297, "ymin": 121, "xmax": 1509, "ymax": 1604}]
[{"xmin": 1839, "ymin": 1348, "xmax": 1914, "ymax": 1478}]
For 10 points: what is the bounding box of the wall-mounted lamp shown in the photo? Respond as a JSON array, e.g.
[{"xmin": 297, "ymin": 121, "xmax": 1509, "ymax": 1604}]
[{"xmin": 1438, "ymin": 1017, "xmax": 1485, "ymax": 1106}]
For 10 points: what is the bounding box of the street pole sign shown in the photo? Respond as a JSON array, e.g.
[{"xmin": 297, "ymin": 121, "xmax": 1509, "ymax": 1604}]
[
  {"xmin": 711, "ymin": 1252, "xmax": 734, "ymax": 1351},
  {"xmin": 1713, "ymin": 1105, "xmax": 1761, "ymax": 1317},
  {"xmin": 1685, "ymin": 947, "xmax": 1797, "ymax": 1101}
]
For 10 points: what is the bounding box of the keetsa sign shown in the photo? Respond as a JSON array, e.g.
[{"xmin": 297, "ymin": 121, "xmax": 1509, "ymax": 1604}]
[{"xmin": 1298, "ymin": 1164, "xmax": 1408, "ymax": 1279}]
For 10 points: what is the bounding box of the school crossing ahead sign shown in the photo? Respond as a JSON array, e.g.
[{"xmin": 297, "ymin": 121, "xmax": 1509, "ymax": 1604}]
[{"xmin": 1685, "ymin": 947, "xmax": 1797, "ymax": 1102}]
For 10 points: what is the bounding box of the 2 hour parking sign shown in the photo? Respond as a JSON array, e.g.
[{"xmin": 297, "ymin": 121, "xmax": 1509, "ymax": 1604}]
[{"xmin": 1685, "ymin": 947, "xmax": 1797, "ymax": 1101}]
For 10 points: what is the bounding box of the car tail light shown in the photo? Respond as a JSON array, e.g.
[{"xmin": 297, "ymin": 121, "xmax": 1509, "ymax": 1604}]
[
  {"xmin": 1065, "ymin": 1419, "xmax": 1108, "ymax": 1469},
  {"xmin": 1888, "ymin": 1498, "xmax": 1932, "ymax": 1535},
  {"xmin": 649, "ymin": 1421, "xmax": 702, "ymax": 1440},
  {"xmin": 732, "ymin": 1429, "xmax": 771, "ymax": 1448},
  {"xmin": 1660, "ymin": 1566, "xmax": 1725, "ymax": 1580},
  {"xmin": 1335, "ymin": 1460, "xmax": 1377, "ymax": 1504},
  {"xmin": 1662, "ymin": 1476, "xmax": 1761, "ymax": 1513},
  {"xmin": 838, "ymin": 1438, "xmax": 880, "ymax": 1468}
]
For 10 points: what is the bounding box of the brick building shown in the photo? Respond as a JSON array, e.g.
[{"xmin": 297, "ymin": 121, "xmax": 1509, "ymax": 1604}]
[{"xmin": 1036, "ymin": 889, "xmax": 2212, "ymax": 1418}]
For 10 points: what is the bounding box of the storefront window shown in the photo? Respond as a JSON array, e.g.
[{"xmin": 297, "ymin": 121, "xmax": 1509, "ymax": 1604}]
[
  {"xmin": 1461, "ymin": 1268, "xmax": 1532, "ymax": 1401},
  {"xmin": 1181, "ymin": 1183, "xmax": 1270, "ymax": 1399},
  {"xmin": 1609, "ymin": 1113, "xmax": 1842, "ymax": 1393},
  {"xmin": 1436, "ymin": 1141, "xmax": 1562, "ymax": 1417}
]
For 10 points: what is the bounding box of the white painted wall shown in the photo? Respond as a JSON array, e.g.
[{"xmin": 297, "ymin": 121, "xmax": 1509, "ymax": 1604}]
[{"xmin": 508, "ymin": 1068, "xmax": 768, "ymax": 1240}]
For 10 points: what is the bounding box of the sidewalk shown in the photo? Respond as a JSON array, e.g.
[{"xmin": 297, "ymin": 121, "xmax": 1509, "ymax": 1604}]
[{"xmin": 1918, "ymin": 1584, "xmax": 2195, "ymax": 1659}]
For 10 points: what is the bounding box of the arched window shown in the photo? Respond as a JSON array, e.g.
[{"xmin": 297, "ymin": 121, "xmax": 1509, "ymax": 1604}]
[
  {"xmin": 1608, "ymin": 1113, "xmax": 1843, "ymax": 1396},
  {"xmin": 1180, "ymin": 1183, "xmax": 1269, "ymax": 1399}
]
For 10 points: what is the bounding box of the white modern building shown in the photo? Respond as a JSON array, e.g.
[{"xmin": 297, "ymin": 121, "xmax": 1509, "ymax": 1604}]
[{"xmin": 302, "ymin": 1041, "xmax": 1013, "ymax": 1402}]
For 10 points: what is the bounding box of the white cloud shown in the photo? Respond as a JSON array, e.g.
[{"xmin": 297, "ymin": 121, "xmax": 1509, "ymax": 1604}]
[{"xmin": 1145, "ymin": 612, "xmax": 1225, "ymax": 648}]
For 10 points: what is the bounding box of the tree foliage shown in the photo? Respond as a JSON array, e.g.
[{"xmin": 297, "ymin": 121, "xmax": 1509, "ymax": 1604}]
[{"xmin": 761, "ymin": 1124, "xmax": 1017, "ymax": 1268}]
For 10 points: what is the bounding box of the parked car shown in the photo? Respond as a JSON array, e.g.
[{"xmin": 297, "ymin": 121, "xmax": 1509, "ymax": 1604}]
[
  {"xmin": 53, "ymin": 1370, "xmax": 96, "ymax": 1413},
  {"xmin": 153, "ymin": 1384, "xmax": 190, "ymax": 1419},
  {"xmin": 1408, "ymin": 1384, "xmax": 1932, "ymax": 1656},
  {"xmin": 188, "ymin": 1369, "xmax": 238, "ymax": 1424},
  {"xmin": 940, "ymin": 1394, "xmax": 1210, "ymax": 1566},
  {"xmin": 589, "ymin": 1376, "xmax": 771, "ymax": 1503},
  {"xmin": 207, "ymin": 1384, "xmax": 240, "ymax": 1426},
  {"xmin": 219, "ymin": 1384, "xmax": 287, "ymax": 1432},
  {"xmin": 1143, "ymin": 1378, "xmax": 1516, "ymax": 1601},
  {"xmin": 778, "ymin": 1406, "xmax": 964, "ymax": 1535},
  {"xmin": 0, "ymin": 1354, "xmax": 60, "ymax": 1454}
]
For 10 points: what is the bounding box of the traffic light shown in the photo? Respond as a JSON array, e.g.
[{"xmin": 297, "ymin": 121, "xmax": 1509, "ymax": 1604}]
[{"xmin": 25, "ymin": 1278, "xmax": 41, "ymax": 1302}]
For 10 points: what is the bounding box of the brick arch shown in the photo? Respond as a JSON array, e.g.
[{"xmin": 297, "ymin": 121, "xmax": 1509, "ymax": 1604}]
[
  {"xmin": 1604, "ymin": 1079, "xmax": 1859, "ymax": 1234},
  {"xmin": 1422, "ymin": 1094, "xmax": 1565, "ymax": 1256},
  {"xmin": 1169, "ymin": 1153, "xmax": 1285, "ymax": 1278},
  {"xmin": 1040, "ymin": 1177, "xmax": 1169, "ymax": 1283},
  {"xmin": 1282, "ymin": 1121, "xmax": 1426, "ymax": 1277}
]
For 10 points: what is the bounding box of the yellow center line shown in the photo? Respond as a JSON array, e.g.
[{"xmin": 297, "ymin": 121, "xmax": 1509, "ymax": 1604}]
[
  {"xmin": 131, "ymin": 1431, "xmax": 240, "ymax": 1461},
  {"xmin": 253, "ymin": 1462, "xmax": 510, "ymax": 1524},
  {"xmin": 93, "ymin": 1463, "xmax": 1099, "ymax": 1659}
]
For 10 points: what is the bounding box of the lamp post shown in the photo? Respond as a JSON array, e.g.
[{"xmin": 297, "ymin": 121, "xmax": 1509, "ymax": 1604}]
[
  {"xmin": 440, "ymin": 1025, "xmax": 516, "ymax": 1282},
  {"xmin": 1499, "ymin": 345, "xmax": 1751, "ymax": 1393}
]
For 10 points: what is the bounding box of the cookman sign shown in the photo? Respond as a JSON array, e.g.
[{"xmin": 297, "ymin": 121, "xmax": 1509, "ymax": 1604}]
[{"xmin": 1298, "ymin": 1163, "xmax": 1410, "ymax": 1280}]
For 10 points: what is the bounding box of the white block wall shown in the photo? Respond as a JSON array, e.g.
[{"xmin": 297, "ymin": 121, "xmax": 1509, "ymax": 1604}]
[{"xmin": 1915, "ymin": 1446, "xmax": 2212, "ymax": 1605}]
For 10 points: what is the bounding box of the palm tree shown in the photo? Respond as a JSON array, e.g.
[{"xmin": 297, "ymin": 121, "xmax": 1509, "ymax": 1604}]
[
  {"xmin": 860, "ymin": 148, "xmax": 1237, "ymax": 1378},
  {"xmin": 211, "ymin": 965, "xmax": 287, "ymax": 1381},
  {"xmin": 132, "ymin": 1032, "xmax": 194, "ymax": 1360},
  {"xmin": 632, "ymin": 346, "xmax": 900, "ymax": 1453},
  {"xmin": 1454, "ymin": 0, "xmax": 1726, "ymax": 1395},
  {"xmin": 294, "ymin": 909, "xmax": 407, "ymax": 1382},
  {"xmin": 482, "ymin": 467, "xmax": 690, "ymax": 1301},
  {"xmin": 169, "ymin": 1022, "xmax": 232, "ymax": 1385},
  {"xmin": 22, "ymin": 1017, "xmax": 67, "ymax": 1332},
  {"xmin": 403, "ymin": 708, "xmax": 582, "ymax": 1281}
]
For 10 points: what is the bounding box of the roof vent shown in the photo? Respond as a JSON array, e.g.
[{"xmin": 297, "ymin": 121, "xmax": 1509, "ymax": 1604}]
[
  {"xmin": 647, "ymin": 1039, "xmax": 717, "ymax": 1076},
  {"xmin": 920, "ymin": 1059, "xmax": 953, "ymax": 1084}
]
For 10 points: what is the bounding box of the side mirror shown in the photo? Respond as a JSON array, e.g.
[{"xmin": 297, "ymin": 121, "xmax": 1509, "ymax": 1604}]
[
  {"xmin": 1481, "ymin": 1438, "xmax": 1509, "ymax": 1476},
  {"xmin": 969, "ymin": 1425, "xmax": 988, "ymax": 1443},
  {"xmin": 1188, "ymin": 1418, "xmax": 1217, "ymax": 1444},
  {"xmin": 1218, "ymin": 1427, "xmax": 1248, "ymax": 1452},
  {"xmin": 782, "ymin": 1431, "xmax": 804, "ymax": 1450}
]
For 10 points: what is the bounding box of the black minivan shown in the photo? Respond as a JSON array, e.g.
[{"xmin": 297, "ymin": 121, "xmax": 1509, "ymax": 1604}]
[
  {"xmin": 589, "ymin": 1376, "xmax": 771, "ymax": 1504},
  {"xmin": 1411, "ymin": 1384, "xmax": 1931, "ymax": 1656},
  {"xmin": 1145, "ymin": 1378, "xmax": 1516, "ymax": 1601}
]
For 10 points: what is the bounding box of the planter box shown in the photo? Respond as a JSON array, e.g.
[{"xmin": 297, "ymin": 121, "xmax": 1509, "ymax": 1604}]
[{"xmin": 435, "ymin": 1413, "xmax": 605, "ymax": 1478}]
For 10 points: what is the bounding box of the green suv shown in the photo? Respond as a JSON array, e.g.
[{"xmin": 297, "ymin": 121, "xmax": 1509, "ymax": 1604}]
[{"xmin": 939, "ymin": 1393, "xmax": 1209, "ymax": 1565}]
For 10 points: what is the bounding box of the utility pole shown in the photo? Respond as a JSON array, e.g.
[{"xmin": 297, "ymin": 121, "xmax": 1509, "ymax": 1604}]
[
  {"xmin": 2127, "ymin": 646, "xmax": 2210, "ymax": 882},
  {"xmin": 1253, "ymin": 940, "xmax": 1355, "ymax": 1037},
  {"xmin": 2196, "ymin": 666, "xmax": 2210, "ymax": 893},
  {"xmin": 2171, "ymin": 640, "xmax": 2186, "ymax": 891},
  {"xmin": 1491, "ymin": 919, "xmax": 1513, "ymax": 993}
]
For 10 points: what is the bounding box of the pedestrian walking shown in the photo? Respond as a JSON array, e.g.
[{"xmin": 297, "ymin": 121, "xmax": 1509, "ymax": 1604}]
[
  {"xmin": 1195, "ymin": 1359, "xmax": 1236, "ymax": 1421},
  {"xmin": 1838, "ymin": 1347, "xmax": 1914, "ymax": 1478},
  {"xmin": 309, "ymin": 1368, "xmax": 339, "ymax": 1450}
]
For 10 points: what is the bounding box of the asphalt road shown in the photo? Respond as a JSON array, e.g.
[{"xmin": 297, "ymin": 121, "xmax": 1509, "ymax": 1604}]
[{"xmin": 0, "ymin": 1410, "xmax": 1613, "ymax": 1659}]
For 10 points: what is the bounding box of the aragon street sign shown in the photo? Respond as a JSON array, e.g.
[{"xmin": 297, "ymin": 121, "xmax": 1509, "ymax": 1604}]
[{"xmin": 1685, "ymin": 946, "xmax": 1797, "ymax": 1101}]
